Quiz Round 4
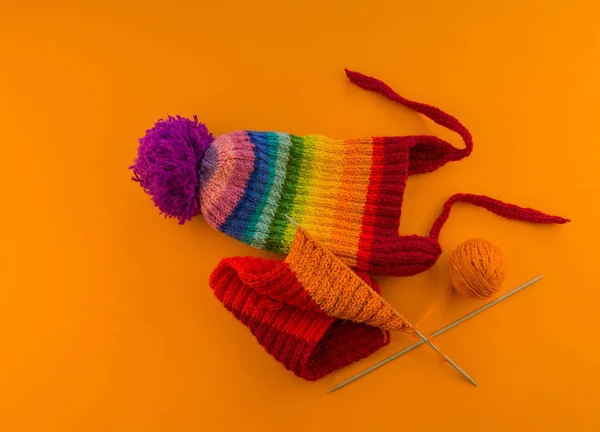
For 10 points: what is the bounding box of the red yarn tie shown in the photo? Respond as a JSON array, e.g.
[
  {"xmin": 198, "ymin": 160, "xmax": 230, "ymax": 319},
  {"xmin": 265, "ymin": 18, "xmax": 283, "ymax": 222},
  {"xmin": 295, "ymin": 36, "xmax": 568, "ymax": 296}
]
[
  {"xmin": 429, "ymin": 193, "xmax": 570, "ymax": 241},
  {"xmin": 345, "ymin": 68, "xmax": 473, "ymax": 168}
]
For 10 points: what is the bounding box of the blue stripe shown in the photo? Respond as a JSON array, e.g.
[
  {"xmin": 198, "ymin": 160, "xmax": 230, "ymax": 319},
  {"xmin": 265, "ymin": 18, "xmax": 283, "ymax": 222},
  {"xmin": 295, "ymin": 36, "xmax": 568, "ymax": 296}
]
[
  {"xmin": 250, "ymin": 133, "xmax": 291, "ymax": 249},
  {"xmin": 242, "ymin": 132, "xmax": 280, "ymax": 243},
  {"xmin": 220, "ymin": 131, "xmax": 274, "ymax": 243}
]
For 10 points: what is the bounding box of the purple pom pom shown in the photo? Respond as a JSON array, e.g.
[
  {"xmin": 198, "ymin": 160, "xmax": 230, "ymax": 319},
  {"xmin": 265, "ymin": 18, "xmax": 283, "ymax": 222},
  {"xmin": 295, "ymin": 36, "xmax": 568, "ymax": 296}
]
[{"xmin": 130, "ymin": 116, "xmax": 214, "ymax": 224}]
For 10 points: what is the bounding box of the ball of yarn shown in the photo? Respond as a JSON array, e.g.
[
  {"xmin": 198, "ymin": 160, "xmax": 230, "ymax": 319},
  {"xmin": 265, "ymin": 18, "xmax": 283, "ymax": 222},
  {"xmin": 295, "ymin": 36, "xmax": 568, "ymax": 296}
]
[
  {"xmin": 130, "ymin": 116, "xmax": 213, "ymax": 224},
  {"xmin": 449, "ymin": 238, "xmax": 506, "ymax": 299}
]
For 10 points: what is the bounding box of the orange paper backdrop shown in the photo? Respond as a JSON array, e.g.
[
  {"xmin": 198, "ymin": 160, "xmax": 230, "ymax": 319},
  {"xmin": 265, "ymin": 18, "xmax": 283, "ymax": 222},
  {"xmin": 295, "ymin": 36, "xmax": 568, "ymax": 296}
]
[{"xmin": 1, "ymin": 0, "xmax": 599, "ymax": 430}]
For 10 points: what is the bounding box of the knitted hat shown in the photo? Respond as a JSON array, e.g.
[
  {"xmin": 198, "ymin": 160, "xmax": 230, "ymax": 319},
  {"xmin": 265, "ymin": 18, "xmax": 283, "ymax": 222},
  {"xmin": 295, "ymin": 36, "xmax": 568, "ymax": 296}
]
[
  {"xmin": 132, "ymin": 70, "xmax": 569, "ymax": 276},
  {"xmin": 210, "ymin": 256, "xmax": 390, "ymax": 380}
]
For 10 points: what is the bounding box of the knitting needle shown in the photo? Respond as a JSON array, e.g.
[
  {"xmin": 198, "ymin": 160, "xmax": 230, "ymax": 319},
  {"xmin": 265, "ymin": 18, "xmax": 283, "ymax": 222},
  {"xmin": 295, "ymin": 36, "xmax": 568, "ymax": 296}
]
[
  {"xmin": 328, "ymin": 274, "xmax": 544, "ymax": 393},
  {"xmin": 284, "ymin": 214, "xmax": 477, "ymax": 386}
]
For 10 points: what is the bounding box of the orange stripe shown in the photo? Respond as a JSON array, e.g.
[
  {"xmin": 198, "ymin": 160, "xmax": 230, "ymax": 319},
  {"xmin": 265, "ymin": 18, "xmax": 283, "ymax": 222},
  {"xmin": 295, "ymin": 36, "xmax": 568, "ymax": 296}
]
[{"xmin": 328, "ymin": 137, "xmax": 373, "ymax": 267}]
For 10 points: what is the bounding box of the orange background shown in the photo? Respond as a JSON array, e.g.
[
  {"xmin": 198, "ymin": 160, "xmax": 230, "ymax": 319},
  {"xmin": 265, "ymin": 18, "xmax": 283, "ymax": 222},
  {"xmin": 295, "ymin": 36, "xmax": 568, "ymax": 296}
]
[{"xmin": 1, "ymin": 0, "xmax": 599, "ymax": 430}]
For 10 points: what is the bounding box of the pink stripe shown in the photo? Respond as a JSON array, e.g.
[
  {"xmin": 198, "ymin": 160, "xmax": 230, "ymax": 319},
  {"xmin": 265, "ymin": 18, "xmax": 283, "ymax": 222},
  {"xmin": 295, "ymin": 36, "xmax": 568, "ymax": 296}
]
[{"xmin": 200, "ymin": 131, "xmax": 255, "ymax": 229}]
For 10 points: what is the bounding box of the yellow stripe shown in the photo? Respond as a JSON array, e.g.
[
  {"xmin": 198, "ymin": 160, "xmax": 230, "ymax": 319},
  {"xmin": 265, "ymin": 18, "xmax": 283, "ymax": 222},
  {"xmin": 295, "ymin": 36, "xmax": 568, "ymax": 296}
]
[
  {"xmin": 297, "ymin": 135, "xmax": 346, "ymax": 247},
  {"xmin": 281, "ymin": 135, "xmax": 316, "ymax": 250}
]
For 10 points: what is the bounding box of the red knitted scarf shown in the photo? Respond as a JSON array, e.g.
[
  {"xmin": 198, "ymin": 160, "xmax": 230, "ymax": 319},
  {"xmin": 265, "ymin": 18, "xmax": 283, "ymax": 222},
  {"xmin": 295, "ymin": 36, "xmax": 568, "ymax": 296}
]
[{"xmin": 209, "ymin": 257, "xmax": 390, "ymax": 380}]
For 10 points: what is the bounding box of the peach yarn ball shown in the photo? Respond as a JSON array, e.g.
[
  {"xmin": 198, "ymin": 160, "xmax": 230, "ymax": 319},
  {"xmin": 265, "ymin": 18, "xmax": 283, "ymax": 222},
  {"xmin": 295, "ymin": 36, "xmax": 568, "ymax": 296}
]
[{"xmin": 449, "ymin": 238, "xmax": 506, "ymax": 299}]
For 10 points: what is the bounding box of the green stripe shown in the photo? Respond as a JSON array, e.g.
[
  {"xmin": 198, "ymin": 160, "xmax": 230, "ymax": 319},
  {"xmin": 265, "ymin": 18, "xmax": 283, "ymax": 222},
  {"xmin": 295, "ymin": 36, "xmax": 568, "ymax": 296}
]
[
  {"xmin": 246, "ymin": 132, "xmax": 286, "ymax": 248},
  {"xmin": 265, "ymin": 134, "xmax": 306, "ymax": 252},
  {"xmin": 279, "ymin": 135, "xmax": 316, "ymax": 251}
]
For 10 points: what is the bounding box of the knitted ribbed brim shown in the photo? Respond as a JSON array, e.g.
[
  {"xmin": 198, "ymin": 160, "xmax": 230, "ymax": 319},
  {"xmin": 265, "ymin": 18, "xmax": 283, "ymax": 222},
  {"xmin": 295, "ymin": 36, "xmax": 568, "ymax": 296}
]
[{"xmin": 209, "ymin": 256, "xmax": 390, "ymax": 381}]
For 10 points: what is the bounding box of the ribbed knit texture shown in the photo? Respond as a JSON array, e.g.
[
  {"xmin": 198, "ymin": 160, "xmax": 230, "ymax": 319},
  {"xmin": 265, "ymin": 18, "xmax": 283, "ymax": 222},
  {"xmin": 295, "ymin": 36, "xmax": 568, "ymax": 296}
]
[
  {"xmin": 200, "ymin": 132, "xmax": 413, "ymax": 267},
  {"xmin": 210, "ymin": 256, "xmax": 390, "ymax": 381}
]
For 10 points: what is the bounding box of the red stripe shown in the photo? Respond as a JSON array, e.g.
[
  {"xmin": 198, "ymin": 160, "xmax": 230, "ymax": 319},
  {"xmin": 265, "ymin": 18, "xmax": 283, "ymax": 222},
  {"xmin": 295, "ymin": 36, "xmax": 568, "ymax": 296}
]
[
  {"xmin": 356, "ymin": 138, "xmax": 386, "ymax": 267},
  {"xmin": 372, "ymin": 136, "xmax": 408, "ymax": 236},
  {"xmin": 357, "ymin": 137, "xmax": 410, "ymax": 272}
]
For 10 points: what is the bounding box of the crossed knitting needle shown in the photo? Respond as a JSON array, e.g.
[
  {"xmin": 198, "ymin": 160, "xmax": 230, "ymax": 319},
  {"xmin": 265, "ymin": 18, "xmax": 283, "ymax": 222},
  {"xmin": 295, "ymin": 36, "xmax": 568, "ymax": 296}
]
[
  {"xmin": 284, "ymin": 215, "xmax": 477, "ymax": 386},
  {"xmin": 329, "ymin": 275, "xmax": 543, "ymax": 392}
]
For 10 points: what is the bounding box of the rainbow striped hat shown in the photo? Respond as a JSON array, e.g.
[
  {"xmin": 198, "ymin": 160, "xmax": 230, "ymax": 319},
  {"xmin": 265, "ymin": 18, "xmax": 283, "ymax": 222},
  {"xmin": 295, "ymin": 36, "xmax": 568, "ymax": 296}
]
[{"xmin": 131, "ymin": 70, "xmax": 568, "ymax": 276}]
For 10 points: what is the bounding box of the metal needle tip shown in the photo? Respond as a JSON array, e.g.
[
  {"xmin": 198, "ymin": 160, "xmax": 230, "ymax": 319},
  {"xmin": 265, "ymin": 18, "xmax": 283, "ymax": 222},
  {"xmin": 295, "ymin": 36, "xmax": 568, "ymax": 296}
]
[
  {"xmin": 414, "ymin": 329, "xmax": 477, "ymax": 386},
  {"xmin": 284, "ymin": 214, "xmax": 299, "ymax": 226}
]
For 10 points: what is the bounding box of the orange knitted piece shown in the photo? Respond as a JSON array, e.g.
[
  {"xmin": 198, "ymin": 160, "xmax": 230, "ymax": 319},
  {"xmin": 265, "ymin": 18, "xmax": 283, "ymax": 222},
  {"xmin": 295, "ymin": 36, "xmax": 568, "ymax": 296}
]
[{"xmin": 286, "ymin": 227, "xmax": 411, "ymax": 332}]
